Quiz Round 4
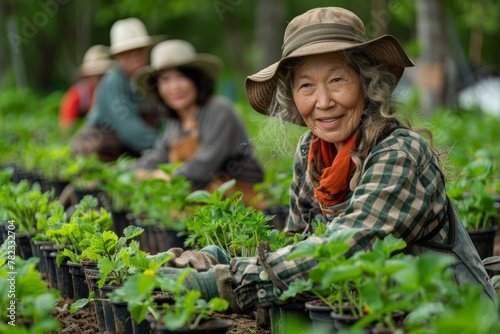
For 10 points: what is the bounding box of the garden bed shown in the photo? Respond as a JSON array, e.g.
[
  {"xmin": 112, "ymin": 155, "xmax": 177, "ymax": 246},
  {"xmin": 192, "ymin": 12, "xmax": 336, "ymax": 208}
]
[{"xmin": 48, "ymin": 297, "xmax": 271, "ymax": 334}]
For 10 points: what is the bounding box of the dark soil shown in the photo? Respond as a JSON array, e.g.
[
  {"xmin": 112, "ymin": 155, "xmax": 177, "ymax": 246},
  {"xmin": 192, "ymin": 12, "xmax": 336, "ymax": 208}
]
[
  {"xmin": 48, "ymin": 298, "xmax": 272, "ymax": 334},
  {"xmin": 49, "ymin": 299, "xmax": 99, "ymax": 334}
]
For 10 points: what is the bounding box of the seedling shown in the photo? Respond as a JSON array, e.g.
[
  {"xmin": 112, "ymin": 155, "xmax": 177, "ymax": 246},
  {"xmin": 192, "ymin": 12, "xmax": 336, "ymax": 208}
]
[{"xmin": 184, "ymin": 180, "xmax": 293, "ymax": 258}]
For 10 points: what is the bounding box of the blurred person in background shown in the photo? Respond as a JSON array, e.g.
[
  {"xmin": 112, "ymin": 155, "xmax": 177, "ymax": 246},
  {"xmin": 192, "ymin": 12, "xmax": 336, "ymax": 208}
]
[
  {"xmin": 71, "ymin": 17, "xmax": 164, "ymax": 162},
  {"xmin": 59, "ymin": 45, "xmax": 114, "ymax": 131},
  {"xmin": 131, "ymin": 39, "xmax": 264, "ymax": 206}
]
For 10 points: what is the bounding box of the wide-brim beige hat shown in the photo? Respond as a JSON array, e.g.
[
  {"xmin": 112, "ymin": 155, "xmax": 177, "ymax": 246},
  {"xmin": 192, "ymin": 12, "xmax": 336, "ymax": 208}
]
[
  {"xmin": 109, "ymin": 17, "xmax": 165, "ymax": 56},
  {"xmin": 78, "ymin": 44, "xmax": 115, "ymax": 77},
  {"xmin": 245, "ymin": 7, "xmax": 415, "ymax": 120},
  {"xmin": 133, "ymin": 39, "xmax": 222, "ymax": 98}
]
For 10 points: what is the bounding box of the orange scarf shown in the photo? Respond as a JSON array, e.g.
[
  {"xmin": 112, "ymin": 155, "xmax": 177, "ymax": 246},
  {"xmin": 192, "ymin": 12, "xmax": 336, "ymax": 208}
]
[{"xmin": 308, "ymin": 131, "xmax": 357, "ymax": 207}]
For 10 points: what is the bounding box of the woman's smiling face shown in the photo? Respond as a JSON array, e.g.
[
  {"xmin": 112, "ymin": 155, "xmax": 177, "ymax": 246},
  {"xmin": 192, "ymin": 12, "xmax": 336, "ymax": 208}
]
[
  {"xmin": 157, "ymin": 68, "xmax": 198, "ymax": 113},
  {"xmin": 292, "ymin": 52, "xmax": 365, "ymax": 150}
]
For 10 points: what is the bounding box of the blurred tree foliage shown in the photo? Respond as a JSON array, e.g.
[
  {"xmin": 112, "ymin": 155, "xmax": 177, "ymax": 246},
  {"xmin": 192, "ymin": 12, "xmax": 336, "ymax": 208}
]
[{"xmin": 0, "ymin": 0, "xmax": 498, "ymax": 97}]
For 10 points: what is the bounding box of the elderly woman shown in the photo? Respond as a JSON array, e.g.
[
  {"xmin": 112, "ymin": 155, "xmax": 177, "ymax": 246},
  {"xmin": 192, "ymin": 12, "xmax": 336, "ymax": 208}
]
[
  {"xmin": 159, "ymin": 7, "xmax": 497, "ymax": 311},
  {"xmin": 130, "ymin": 39, "xmax": 265, "ymax": 205}
]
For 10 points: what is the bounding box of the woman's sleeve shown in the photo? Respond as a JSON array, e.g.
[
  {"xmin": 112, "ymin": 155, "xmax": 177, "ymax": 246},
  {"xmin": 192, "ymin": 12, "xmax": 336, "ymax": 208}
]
[
  {"xmin": 59, "ymin": 86, "xmax": 80, "ymax": 128},
  {"xmin": 228, "ymin": 135, "xmax": 446, "ymax": 310},
  {"xmin": 130, "ymin": 133, "xmax": 170, "ymax": 170},
  {"xmin": 172, "ymin": 101, "xmax": 245, "ymax": 187},
  {"xmin": 92, "ymin": 73, "xmax": 160, "ymax": 153},
  {"xmin": 285, "ymin": 131, "xmax": 321, "ymax": 233}
]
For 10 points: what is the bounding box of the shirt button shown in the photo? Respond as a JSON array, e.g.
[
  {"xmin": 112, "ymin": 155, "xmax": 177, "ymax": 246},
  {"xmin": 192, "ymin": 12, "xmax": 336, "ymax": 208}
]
[
  {"xmin": 259, "ymin": 271, "xmax": 269, "ymax": 281},
  {"xmin": 258, "ymin": 289, "xmax": 267, "ymax": 298}
]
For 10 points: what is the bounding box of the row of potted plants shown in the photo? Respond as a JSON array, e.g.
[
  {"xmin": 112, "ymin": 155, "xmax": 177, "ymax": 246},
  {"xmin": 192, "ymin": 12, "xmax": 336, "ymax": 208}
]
[
  {"xmin": 3, "ymin": 176, "xmax": 500, "ymax": 333},
  {"xmin": 447, "ymin": 156, "xmax": 500, "ymax": 259},
  {"xmin": 279, "ymin": 229, "xmax": 500, "ymax": 333}
]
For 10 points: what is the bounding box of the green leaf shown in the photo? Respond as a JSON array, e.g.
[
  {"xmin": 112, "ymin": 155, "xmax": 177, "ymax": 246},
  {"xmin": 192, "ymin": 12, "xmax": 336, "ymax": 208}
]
[
  {"xmin": 70, "ymin": 296, "xmax": 91, "ymax": 313},
  {"xmin": 207, "ymin": 297, "xmax": 229, "ymax": 312},
  {"xmin": 123, "ymin": 225, "xmax": 144, "ymax": 239},
  {"xmin": 280, "ymin": 279, "xmax": 313, "ymax": 300},
  {"xmin": 164, "ymin": 311, "xmax": 189, "ymax": 330},
  {"xmin": 187, "ymin": 190, "xmax": 212, "ymax": 202}
]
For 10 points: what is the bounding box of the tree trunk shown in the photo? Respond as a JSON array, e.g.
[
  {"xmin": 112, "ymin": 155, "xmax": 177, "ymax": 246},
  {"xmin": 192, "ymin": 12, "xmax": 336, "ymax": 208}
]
[
  {"xmin": 254, "ymin": 0, "xmax": 285, "ymax": 69},
  {"xmin": 469, "ymin": 26, "xmax": 483, "ymax": 67},
  {"xmin": 6, "ymin": 18, "xmax": 27, "ymax": 89},
  {"xmin": 371, "ymin": 0, "xmax": 388, "ymax": 37},
  {"xmin": 415, "ymin": 0, "xmax": 450, "ymax": 117},
  {"xmin": 0, "ymin": 0, "xmax": 7, "ymax": 87}
]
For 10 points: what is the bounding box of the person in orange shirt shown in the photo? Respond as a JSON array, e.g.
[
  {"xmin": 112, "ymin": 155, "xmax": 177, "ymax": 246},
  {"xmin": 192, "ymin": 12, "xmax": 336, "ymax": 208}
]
[{"xmin": 59, "ymin": 45, "xmax": 114, "ymax": 130}]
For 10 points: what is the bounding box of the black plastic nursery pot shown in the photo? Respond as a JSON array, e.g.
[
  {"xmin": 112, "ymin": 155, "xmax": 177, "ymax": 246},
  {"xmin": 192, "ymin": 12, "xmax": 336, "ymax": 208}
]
[
  {"xmin": 41, "ymin": 179, "xmax": 70, "ymax": 198},
  {"xmin": 111, "ymin": 211, "xmax": 132, "ymax": 236},
  {"xmin": 468, "ymin": 226, "xmax": 498, "ymax": 260},
  {"xmin": 133, "ymin": 219, "xmax": 158, "ymax": 254},
  {"xmin": 152, "ymin": 225, "xmax": 186, "ymax": 253},
  {"xmin": 9, "ymin": 164, "xmax": 27, "ymax": 183},
  {"xmin": 56, "ymin": 258, "xmax": 75, "ymax": 300},
  {"xmin": 41, "ymin": 245, "xmax": 59, "ymax": 289},
  {"xmin": 0, "ymin": 221, "xmax": 7, "ymax": 245},
  {"xmin": 99, "ymin": 285, "xmax": 119, "ymax": 334},
  {"xmin": 262, "ymin": 206, "xmax": 290, "ymax": 231},
  {"xmin": 27, "ymin": 170, "xmax": 43, "ymax": 188},
  {"xmin": 147, "ymin": 315, "xmax": 234, "ymax": 334},
  {"xmin": 16, "ymin": 232, "xmax": 35, "ymax": 260},
  {"xmin": 32, "ymin": 240, "xmax": 54, "ymax": 277},
  {"xmin": 85, "ymin": 268, "xmax": 107, "ymax": 333},
  {"xmin": 112, "ymin": 301, "xmax": 134, "ymax": 334},
  {"xmin": 328, "ymin": 307, "xmax": 406, "ymax": 333},
  {"xmin": 68, "ymin": 261, "xmax": 89, "ymax": 300},
  {"xmin": 305, "ymin": 300, "xmax": 338, "ymax": 332},
  {"xmin": 132, "ymin": 317, "xmax": 151, "ymax": 334},
  {"xmin": 269, "ymin": 302, "xmax": 309, "ymax": 334}
]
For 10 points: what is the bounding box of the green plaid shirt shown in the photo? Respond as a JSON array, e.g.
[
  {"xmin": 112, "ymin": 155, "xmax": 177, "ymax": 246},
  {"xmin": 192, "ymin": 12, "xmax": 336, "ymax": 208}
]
[{"xmin": 230, "ymin": 128, "xmax": 448, "ymax": 310}]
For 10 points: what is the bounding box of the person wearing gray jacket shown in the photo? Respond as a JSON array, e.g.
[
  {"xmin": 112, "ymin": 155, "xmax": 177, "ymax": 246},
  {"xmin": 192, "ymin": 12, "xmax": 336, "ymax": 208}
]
[{"xmin": 131, "ymin": 40, "xmax": 264, "ymax": 205}]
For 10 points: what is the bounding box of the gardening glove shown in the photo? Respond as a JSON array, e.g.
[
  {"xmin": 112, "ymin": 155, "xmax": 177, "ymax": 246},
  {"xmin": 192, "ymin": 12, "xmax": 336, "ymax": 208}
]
[
  {"xmin": 157, "ymin": 265, "xmax": 244, "ymax": 314},
  {"xmin": 157, "ymin": 267, "xmax": 219, "ymax": 300},
  {"xmin": 165, "ymin": 245, "xmax": 230, "ymax": 271}
]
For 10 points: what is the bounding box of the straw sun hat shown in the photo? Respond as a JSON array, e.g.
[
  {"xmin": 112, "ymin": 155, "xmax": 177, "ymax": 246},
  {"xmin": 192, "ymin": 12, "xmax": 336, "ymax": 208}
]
[
  {"xmin": 109, "ymin": 17, "xmax": 164, "ymax": 56},
  {"xmin": 133, "ymin": 39, "xmax": 222, "ymax": 98},
  {"xmin": 245, "ymin": 7, "xmax": 415, "ymax": 120},
  {"xmin": 78, "ymin": 45, "xmax": 114, "ymax": 77}
]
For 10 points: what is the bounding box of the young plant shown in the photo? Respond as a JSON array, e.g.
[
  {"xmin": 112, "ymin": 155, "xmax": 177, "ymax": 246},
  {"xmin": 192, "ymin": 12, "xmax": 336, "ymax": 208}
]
[
  {"xmin": 64, "ymin": 153, "xmax": 110, "ymax": 190},
  {"xmin": 103, "ymin": 257, "xmax": 174, "ymax": 323},
  {"xmin": 35, "ymin": 144, "xmax": 73, "ymax": 182},
  {"xmin": 79, "ymin": 225, "xmax": 145, "ymax": 288},
  {"xmin": 252, "ymin": 167, "xmax": 293, "ymax": 208},
  {"xmin": 71, "ymin": 248, "xmax": 172, "ymax": 316},
  {"xmin": 45, "ymin": 195, "xmax": 113, "ymax": 266},
  {"xmin": 161, "ymin": 270, "xmax": 229, "ymax": 330},
  {"xmin": 3, "ymin": 180, "xmax": 54, "ymax": 233},
  {"xmin": 130, "ymin": 162, "xmax": 192, "ymax": 231},
  {"xmin": 281, "ymin": 229, "xmax": 363, "ymax": 315},
  {"xmin": 184, "ymin": 180, "xmax": 291, "ymax": 258},
  {"xmin": 99, "ymin": 157, "xmax": 137, "ymax": 213},
  {"xmin": 447, "ymin": 157, "xmax": 499, "ymax": 231},
  {"xmin": 0, "ymin": 242, "xmax": 61, "ymax": 333},
  {"xmin": 109, "ymin": 267, "xmax": 229, "ymax": 330},
  {"xmin": 32, "ymin": 199, "xmax": 67, "ymax": 242},
  {"xmin": 281, "ymin": 230, "xmax": 484, "ymax": 332}
]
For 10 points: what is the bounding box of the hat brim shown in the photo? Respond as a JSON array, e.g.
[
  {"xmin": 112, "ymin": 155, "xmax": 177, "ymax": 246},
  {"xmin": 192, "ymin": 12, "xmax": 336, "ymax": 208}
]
[
  {"xmin": 110, "ymin": 34, "xmax": 166, "ymax": 56},
  {"xmin": 78, "ymin": 59, "xmax": 115, "ymax": 77},
  {"xmin": 132, "ymin": 55, "xmax": 222, "ymax": 99},
  {"xmin": 245, "ymin": 35, "xmax": 414, "ymax": 122}
]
